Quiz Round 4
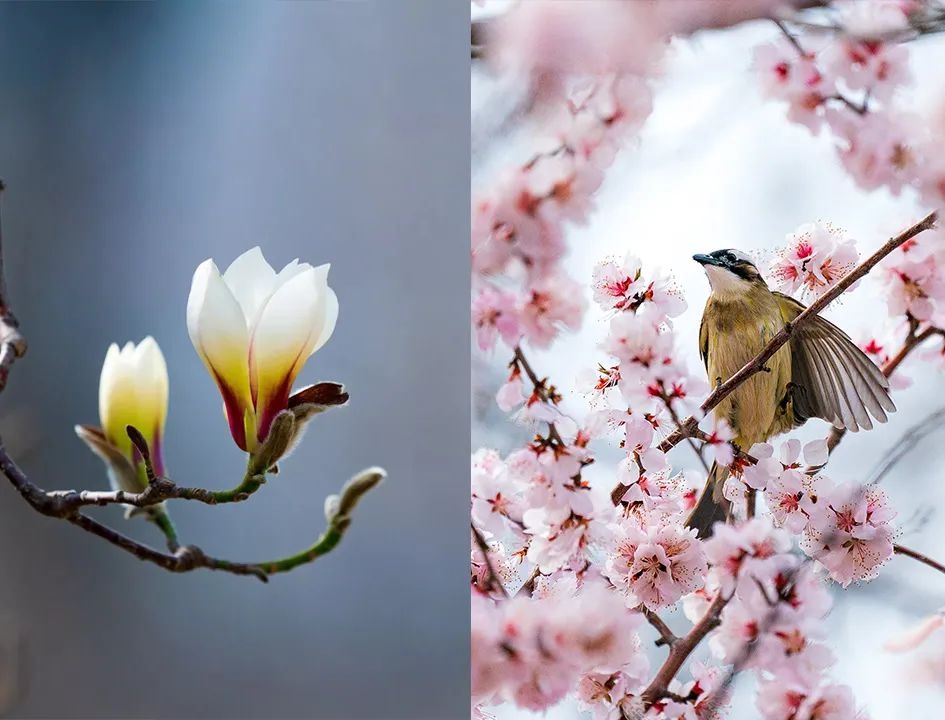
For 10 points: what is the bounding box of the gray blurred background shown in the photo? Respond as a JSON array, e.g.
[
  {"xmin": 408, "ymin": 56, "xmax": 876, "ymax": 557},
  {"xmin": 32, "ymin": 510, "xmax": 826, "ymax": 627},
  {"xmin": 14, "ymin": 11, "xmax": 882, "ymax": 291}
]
[{"xmin": 0, "ymin": 2, "xmax": 468, "ymax": 718}]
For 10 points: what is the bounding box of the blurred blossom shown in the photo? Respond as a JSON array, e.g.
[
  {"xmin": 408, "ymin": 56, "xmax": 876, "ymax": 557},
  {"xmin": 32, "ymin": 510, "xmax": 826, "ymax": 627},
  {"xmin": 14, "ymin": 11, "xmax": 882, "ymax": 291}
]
[{"xmin": 186, "ymin": 247, "xmax": 337, "ymax": 453}]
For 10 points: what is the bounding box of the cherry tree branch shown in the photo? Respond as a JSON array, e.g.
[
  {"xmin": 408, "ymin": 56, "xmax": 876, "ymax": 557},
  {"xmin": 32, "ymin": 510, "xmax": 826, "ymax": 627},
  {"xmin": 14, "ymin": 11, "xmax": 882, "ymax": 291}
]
[
  {"xmin": 639, "ymin": 593, "xmax": 726, "ymax": 707},
  {"xmin": 641, "ymin": 607, "xmax": 679, "ymax": 648},
  {"xmin": 894, "ymin": 543, "xmax": 945, "ymax": 576},
  {"xmin": 472, "ymin": 523, "xmax": 509, "ymax": 598}
]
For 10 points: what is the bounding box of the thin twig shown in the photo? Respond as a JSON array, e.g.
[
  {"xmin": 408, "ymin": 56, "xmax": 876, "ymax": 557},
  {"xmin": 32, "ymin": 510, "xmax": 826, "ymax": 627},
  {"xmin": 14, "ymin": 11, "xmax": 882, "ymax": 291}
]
[
  {"xmin": 472, "ymin": 523, "xmax": 509, "ymax": 597},
  {"xmin": 641, "ymin": 607, "xmax": 679, "ymax": 648},
  {"xmin": 894, "ymin": 543, "xmax": 945, "ymax": 577},
  {"xmin": 640, "ymin": 593, "xmax": 726, "ymax": 706},
  {"xmin": 513, "ymin": 345, "xmax": 565, "ymax": 446}
]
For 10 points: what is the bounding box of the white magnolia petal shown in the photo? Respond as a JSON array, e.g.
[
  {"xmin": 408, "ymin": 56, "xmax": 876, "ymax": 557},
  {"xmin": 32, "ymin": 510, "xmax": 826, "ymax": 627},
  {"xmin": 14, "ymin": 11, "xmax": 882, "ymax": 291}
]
[
  {"xmin": 251, "ymin": 267, "xmax": 328, "ymax": 435},
  {"xmin": 187, "ymin": 258, "xmax": 252, "ymax": 407},
  {"xmin": 276, "ymin": 259, "xmax": 309, "ymax": 283},
  {"xmin": 311, "ymin": 285, "xmax": 338, "ymax": 355},
  {"xmin": 222, "ymin": 246, "xmax": 278, "ymax": 327},
  {"xmin": 133, "ymin": 336, "xmax": 169, "ymax": 432},
  {"xmin": 98, "ymin": 343, "xmax": 121, "ymax": 431}
]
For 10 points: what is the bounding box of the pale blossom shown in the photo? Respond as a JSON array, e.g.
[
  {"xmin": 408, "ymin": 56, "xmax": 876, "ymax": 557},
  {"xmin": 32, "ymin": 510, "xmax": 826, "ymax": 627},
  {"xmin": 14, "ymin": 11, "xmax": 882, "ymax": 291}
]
[
  {"xmin": 605, "ymin": 518, "xmax": 707, "ymax": 610},
  {"xmin": 473, "ymin": 285, "xmax": 521, "ymax": 351},
  {"xmin": 591, "ymin": 252, "xmax": 686, "ymax": 321},
  {"xmin": 803, "ymin": 483, "xmax": 896, "ymax": 586},
  {"xmin": 471, "ymin": 449, "xmax": 523, "ymax": 538},
  {"xmin": 770, "ymin": 222, "xmax": 858, "ymax": 299},
  {"xmin": 520, "ymin": 273, "xmax": 585, "ymax": 347},
  {"xmin": 824, "ymin": 36, "xmax": 910, "ymax": 102},
  {"xmin": 186, "ymin": 247, "xmax": 337, "ymax": 452},
  {"xmin": 754, "ymin": 41, "xmax": 832, "ymax": 133}
]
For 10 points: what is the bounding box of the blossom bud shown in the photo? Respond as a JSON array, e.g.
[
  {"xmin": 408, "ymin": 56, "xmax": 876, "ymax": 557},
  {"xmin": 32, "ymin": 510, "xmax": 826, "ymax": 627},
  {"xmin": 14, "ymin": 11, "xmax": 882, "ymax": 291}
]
[{"xmin": 75, "ymin": 337, "xmax": 168, "ymax": 492}]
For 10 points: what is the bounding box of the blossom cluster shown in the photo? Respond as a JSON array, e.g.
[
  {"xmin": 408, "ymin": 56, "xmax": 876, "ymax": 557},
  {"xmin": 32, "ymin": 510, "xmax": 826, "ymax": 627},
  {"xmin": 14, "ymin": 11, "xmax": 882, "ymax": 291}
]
[
  {"xmin": 472, "ymin": 75, "xmax": 654, "ymax": 355},
  {"xmin": 471, "ymin": 582, "xmax": 649, "ymax": 715},
  {"xmin": 753, "ymin": 1, "xmax": 945, "ymax": 212},
  {"xmin": 705, "ymin": 518, "xmax": 863, "ymax": 720},
  {"xmin": 726, "ymin": 438, "xmax": 897, "ymax": 586}
]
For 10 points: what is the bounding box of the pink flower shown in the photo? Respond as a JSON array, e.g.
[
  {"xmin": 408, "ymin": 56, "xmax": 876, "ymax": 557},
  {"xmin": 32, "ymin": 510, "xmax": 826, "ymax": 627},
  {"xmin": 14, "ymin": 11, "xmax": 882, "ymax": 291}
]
[
  {"xmin": 770, "ymin": 222, "xmax": 858, "ymax": 299},
  {"xmin": 604, "ymin": 518, "xmax": 707, "ymax": 610},
  {"xmin": 702, "ymin": 417, "xmax": 735, "ymax": 467},
  {"xmin": 828, "ymin": 110, "xmax": 920, "ymax": 195},
  {"xmin": 703, "ymin": 517, "xmax": 793, "ymax": 597},
  {"xmin": 881, "ymin": 244, "xmax": 945, "ymax": 323},
  {"xmin": 471, "ymin": 582, "xmax": 647, "ymax": 713},
  {"xmin": 591, "ymin": 252, "xmax": 686, "ymax": 321},
  {"xmin": 803, "ymin": 483, "xmax": 896, "ymax": 586},
  {"xmin": 824, "ymin": 37, "xmax": 910, "ymax": 102},
  {"xmin": 471, "ymin": 449, "xmax": 524, "ymax": 538},
  {"xmin": 754, "ymin": 42, "xmax": 832, "ymax": 133},
  {"xmin": 473, "ymin": 286, "xmax": 522, "ymax": 351},
  {"xmin": 520, "ymin": 273, "xmax": 586, "ymax": 347}
]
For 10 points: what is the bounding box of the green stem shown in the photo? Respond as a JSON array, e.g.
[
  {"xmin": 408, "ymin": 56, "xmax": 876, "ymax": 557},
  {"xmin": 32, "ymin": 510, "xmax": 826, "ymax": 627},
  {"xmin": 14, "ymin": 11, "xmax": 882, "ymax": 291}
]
[
  {"xmin": 149, "ymin": 507, "xmax": 179, "ymax": 551},
  {"xmin": 254, "ymin": 524, "xmax": 344, "ymax": 575},
  {"xmin": 173, "ymin": 458, "xmax": 268, "ymax": 504}
]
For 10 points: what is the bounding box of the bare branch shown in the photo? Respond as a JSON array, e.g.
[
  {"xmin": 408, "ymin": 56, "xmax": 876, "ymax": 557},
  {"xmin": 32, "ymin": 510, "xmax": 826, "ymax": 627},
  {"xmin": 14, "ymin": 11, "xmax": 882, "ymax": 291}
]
[
  {"xmin": 640, "ymin": 592, "xmax": 726, "ymax": 706},
  {"xmin": 640, "ymin": 607, "xmax": 679, "ymax": 648},
  {"xmin": 472, "ymin": 524, "xmax": 509, "ymax": 598},
  {"xmin": 894, "ymin": 543, "xmax": 945, "ymax": 577}
]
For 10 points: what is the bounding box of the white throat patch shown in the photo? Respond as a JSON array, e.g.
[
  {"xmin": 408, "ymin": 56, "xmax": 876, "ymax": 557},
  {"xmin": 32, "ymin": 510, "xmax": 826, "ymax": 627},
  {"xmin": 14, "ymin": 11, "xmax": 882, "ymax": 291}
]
[{"xmin": 703, "ymin": 264, "xmax": 749, "ymax": 295}]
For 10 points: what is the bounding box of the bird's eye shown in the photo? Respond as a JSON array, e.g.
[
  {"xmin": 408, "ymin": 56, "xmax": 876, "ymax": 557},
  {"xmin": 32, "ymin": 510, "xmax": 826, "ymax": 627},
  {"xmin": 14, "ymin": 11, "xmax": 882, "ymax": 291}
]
[{"xmin": 724, "ymin": 252, "xmax": 737, "ymax": 263}]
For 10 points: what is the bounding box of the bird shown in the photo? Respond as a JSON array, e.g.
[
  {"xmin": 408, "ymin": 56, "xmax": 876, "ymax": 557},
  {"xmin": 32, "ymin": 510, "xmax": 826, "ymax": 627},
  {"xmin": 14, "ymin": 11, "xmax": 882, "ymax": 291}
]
[{"xmin": 687, "ymin": 248, "xmax": 895, "ymax": 538}]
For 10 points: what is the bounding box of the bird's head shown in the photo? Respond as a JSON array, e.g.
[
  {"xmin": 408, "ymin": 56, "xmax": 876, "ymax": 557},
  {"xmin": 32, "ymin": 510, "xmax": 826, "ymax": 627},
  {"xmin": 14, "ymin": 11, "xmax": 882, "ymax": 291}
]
[{"xmin": 693, "ymin": 249, "xmax": 764, "ymax": 295}]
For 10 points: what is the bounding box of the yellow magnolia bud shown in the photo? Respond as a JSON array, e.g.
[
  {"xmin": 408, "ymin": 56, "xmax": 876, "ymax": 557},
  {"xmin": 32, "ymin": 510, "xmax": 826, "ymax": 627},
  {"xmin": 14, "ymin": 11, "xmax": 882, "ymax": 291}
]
[
  {"xmin": 77, "ymin": 337, "xmax": 168, "ymax": 492},
  {"xmin": 186, "ymin": 247, "xmax": 337, "ymax": 453}
]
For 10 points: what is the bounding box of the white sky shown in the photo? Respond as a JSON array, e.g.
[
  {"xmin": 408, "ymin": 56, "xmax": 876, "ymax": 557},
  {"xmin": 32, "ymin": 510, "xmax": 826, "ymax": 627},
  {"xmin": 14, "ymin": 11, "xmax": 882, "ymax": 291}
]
[{"xmin": 473, "ymin": 13, "xmax": 945, "ymax": 720}]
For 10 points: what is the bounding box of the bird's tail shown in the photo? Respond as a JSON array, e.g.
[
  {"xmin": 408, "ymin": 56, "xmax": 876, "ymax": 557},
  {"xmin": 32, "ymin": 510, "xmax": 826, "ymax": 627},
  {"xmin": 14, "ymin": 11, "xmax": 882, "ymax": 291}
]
[{"xmin": 686, "ymin": 461, "xmax": 731, "ymax": 539}]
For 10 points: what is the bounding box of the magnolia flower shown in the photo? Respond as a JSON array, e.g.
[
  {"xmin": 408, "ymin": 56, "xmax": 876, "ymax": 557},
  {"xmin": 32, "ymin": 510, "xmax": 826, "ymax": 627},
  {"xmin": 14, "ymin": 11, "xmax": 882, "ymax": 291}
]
[
  {"xmin": 75, "ymin": 337, "xmax": 169, "ymax": 493},
  {"xmin": 187, "ymin": 247, "xmax": 339, "ymax": 453}
]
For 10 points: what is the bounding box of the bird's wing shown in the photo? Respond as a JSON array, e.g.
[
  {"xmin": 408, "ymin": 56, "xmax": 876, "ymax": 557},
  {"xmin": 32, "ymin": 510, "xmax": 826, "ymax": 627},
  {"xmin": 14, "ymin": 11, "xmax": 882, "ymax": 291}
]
[
  {"xmin": 776, "ymin": 292, "xmax": 896, "ymax": 432},
  {"xmin": 698, "ymin": 311, "xmax": 709, "ymax": 372}
]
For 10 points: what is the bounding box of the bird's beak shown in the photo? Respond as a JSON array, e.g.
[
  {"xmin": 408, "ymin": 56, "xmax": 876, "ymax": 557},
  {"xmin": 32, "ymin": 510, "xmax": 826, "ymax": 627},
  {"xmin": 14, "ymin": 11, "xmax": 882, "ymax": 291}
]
[{"xmin": 693, "ymin": 253, "xmax": 723, "ymax": 267}]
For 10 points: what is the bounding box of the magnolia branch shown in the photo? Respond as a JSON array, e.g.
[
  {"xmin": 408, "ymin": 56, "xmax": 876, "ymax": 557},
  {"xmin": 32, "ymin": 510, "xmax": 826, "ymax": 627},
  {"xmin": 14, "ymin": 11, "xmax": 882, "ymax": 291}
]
[{"xmin": 0, "ymin": 185, "xmax": 383, "ymax": 581}]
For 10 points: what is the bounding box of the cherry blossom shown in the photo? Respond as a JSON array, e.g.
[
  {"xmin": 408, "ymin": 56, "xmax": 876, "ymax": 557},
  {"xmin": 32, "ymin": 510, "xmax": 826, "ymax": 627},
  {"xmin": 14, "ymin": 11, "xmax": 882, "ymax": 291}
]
[
  {"xmin": 604, "ymin": 517, "xmax": 707, "ymax": 610},
  {"xmin": 770, "ymin": 222, "xmax": 859, "ymax": 299},
  {"xmin": 472, "ymin": 285, "xmax": 521, "ymax": 351},
  {"xmin": 802, "ymin": 482, "xmax": 897, "ymax": 586}
]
